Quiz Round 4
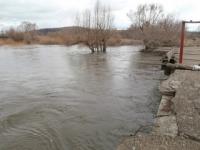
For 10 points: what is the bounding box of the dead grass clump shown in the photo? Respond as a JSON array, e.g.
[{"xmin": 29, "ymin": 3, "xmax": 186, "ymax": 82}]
[{"xmin": 0, "ymin": 38, "xmax": 25, "ymax": 46}]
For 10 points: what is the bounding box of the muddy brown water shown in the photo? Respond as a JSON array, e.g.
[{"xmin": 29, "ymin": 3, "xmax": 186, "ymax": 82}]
[{"xmin": 0, "ymin": 45, "xmax": 162, "ymax": 150}]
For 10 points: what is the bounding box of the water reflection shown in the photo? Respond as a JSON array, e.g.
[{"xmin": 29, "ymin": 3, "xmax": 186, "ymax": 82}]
[{"xmin": 0, "ymin": 45, "xmax": 162, "ymax": 150}]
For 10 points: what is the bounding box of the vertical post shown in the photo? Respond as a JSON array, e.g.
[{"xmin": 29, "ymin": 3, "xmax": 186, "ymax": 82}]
[{"xmin": 179, "ymin": 21, "xmax": 185, "ymax": 64}]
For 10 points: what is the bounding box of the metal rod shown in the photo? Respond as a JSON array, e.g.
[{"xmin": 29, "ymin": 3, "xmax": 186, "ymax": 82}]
[
  {"xmin": 179, "ymin": 21, "xmax": 185, "ymax": 64},
  {"xmin": 178, "ymin": 20, "xmax": 200, "ymax": 64},
  {"xmin": 184, "ymin": 21, "xmax": 200, "ymax": 23}
]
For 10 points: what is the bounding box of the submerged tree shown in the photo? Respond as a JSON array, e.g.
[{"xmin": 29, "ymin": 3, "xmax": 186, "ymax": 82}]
[{"xmin": 75, "ymin": 1, "xmax": 114, "ymax": 52}]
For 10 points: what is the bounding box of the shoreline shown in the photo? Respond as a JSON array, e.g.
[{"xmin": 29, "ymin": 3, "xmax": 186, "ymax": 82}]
[
  {"xmin": 117, "ymin": 47, "xmax": 200, "ymax": 150},
  {"xmin": 0, "ymin": 38, "xmax": 143, "ymax": 47}
]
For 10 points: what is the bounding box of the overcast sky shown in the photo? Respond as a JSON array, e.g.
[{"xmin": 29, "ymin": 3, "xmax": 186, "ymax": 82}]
[{"xmin": 0, "ymin": 0, "xmax": 199, "ymax": 30}]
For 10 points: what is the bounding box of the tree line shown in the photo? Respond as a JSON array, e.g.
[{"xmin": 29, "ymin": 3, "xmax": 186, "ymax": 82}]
[
  {"xmin": 1, "ymin": 22, "xmax": 37, "ymax": 44},
  {"xmin": 74, "ymin": 1, "xmax": 181, "ymax": 52},
  {"xmin": 0, "ymin": 1, "xmax": 182, "ymax": 52}
]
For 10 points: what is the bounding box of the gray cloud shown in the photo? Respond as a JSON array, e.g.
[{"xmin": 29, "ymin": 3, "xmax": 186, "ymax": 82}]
[{"xmin": 0, "ymin": 0, "xmax": 199, "ymax": 30}]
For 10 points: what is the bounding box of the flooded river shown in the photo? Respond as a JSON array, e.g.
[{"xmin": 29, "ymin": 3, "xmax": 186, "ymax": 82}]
[{"xmin": 0, "ymin": 45, "xmax": 162, "ymax": 150}]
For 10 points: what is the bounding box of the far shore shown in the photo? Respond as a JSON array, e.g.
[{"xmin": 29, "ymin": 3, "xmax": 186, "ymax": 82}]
[{"xmin": 0, "ymin": 38, "xmax": 143, "ymax": 47}]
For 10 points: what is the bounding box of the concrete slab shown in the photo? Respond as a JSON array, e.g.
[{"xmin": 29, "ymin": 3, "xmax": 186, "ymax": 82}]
[
  {"xmin": 159, "ymin": 71, "xmax": 183, "ymax": 95},
  {"xmin": 153, "ymin": 116, "xmax": 178, "ymax": 137},
  {"xmin": 157, "ymin": 95, "xmax": 174, "ymax": 117},
  {"xmin": 117, "ymin": 135, "xmax": 200, "ymax": 150},
  {"xmin": 173, "ymin": 71, "xmax": 200, "ymax": 141},
  {"xmin": 118, "ymin": 69, "xmax": 200, "ymax": 150}
]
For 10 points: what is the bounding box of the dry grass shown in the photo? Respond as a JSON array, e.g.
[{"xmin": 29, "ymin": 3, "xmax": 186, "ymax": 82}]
[
  {"xmin": 37, "ymin": 36, "xmax": 65, "ymax": 45},
  {"xmin": 0, "ymin": 39, "xmax": 25, "ymax": 46},
  {"xmin": 0, "ymin": 25, "xmax": 148, "ymax": 47},
  {"xmin": 107, "ymin": 37, "xmax": 143, "ymax": 46},
  {"xmin": 36, "ymin": 32, "xmax": 79, "ymax": 45},
  {"xmin": 1, "ymin": 28, "xmax": 184, "ymax": 47}
]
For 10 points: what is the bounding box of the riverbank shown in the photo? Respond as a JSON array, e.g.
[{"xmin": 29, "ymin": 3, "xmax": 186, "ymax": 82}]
[
  {"xmin": 117, "ymin": 47, "xmax": 200, "ymax": 150},
  {"xmin": 0, "ymin": 37, "xmax": 143, "ymax": 47},
  {"xmin": 0, "ymin": 38, "xmax": 26, "ymax": 46}
]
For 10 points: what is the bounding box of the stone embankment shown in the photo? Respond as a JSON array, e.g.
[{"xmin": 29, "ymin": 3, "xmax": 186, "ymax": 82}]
[{"xmin": 118, "ymin": 47, "xmax": 200, "ymax": 150}]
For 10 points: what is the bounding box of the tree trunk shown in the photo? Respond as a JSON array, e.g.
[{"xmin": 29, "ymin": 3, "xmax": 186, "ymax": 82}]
[{"xmin": 102, "ymin": 39, "xmax": 106, "ymax": 52}]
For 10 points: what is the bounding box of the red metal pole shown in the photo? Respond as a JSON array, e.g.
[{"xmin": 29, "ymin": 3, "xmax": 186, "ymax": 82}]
[{"xmin": 179, "ymin": 21, "xmax": 185, "ymax": 64}]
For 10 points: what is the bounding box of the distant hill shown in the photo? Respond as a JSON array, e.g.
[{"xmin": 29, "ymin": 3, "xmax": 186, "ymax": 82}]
[
  {"xmin": 37, "ymin": 26, "xmax": 128, "ymax": 35},
  {"xmin": 37, "ymin": 26, "xmax": 81, "ymax": 35}
]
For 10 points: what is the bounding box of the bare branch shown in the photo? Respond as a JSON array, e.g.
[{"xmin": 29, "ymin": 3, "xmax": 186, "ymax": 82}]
[{"xmin": 74, "ymin": 0, "xmax": 114, "ymax": 52}]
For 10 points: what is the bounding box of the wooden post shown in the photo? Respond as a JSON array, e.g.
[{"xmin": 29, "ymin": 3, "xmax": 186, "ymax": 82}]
[{"xmin": 179, "ymin": 21, "xmax": 185, "ymax": 64}]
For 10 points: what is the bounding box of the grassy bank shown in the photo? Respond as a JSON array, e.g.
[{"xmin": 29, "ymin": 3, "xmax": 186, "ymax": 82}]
[{"xmin": 0, "ymin": 34, "xmax": 143, "ymax": 47}]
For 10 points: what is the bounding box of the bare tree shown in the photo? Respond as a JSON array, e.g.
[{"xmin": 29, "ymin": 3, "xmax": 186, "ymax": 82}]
[
  {"xmin": 17, "ymin": 21, "xmax": 37, "ymax": 33},
  {"xmin": 127, "ymin": 4, "xmax": 164, "ymax": 33},
  {"xmin": 5, "ymin": 21, "xmax": 38, "ymax": 43},
  {"xmin": 18, "ymin": 21, "xmax": 38, "ymax": 43},
  {"xmin": 127, "ymin": 3, "xmax": 180, "ymax": 50},
  {"xmin": 6, "ymin": 27, "xmax": 24, "ymax": 41},
  {"xmin": 75, "ymin": 0, "xmax": 114, "ymax": 52}
]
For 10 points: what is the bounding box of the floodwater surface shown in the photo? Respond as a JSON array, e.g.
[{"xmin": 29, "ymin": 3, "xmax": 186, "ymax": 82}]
[{"xmin": 0, "ymin": 45, "xmax": 162, "ymax": 150}]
